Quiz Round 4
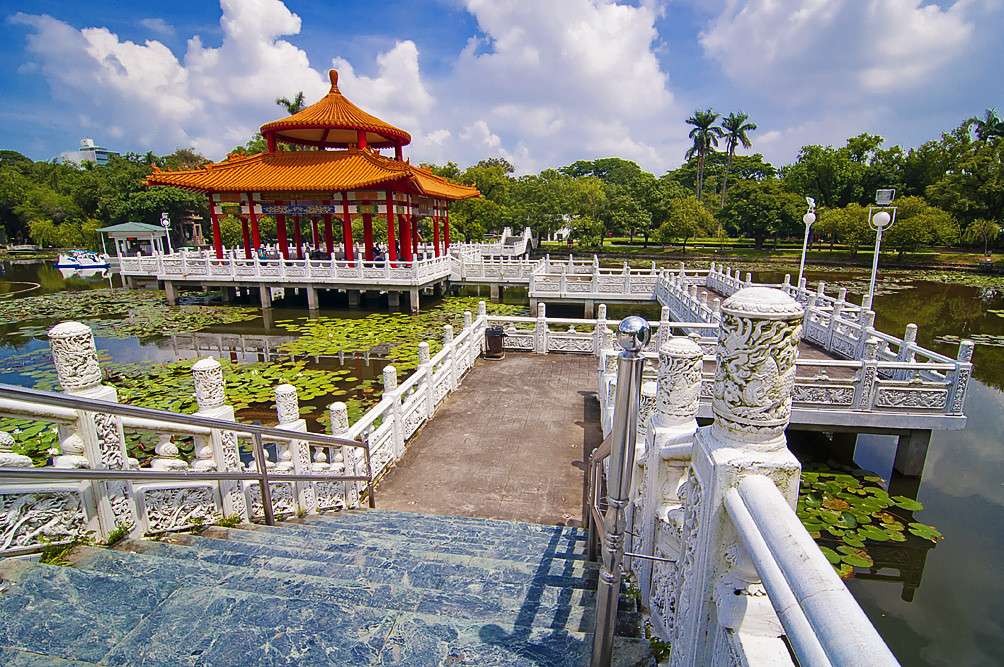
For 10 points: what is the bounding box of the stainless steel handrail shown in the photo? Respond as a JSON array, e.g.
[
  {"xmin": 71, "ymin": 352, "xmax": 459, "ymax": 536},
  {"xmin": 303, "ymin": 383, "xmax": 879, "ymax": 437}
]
[{"xmin": 0, "ymin": 383, "xmax": 375, "ymax": 525}]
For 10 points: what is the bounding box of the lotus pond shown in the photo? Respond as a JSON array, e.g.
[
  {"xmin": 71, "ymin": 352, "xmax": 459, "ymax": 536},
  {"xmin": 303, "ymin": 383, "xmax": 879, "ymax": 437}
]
[{"xmin": 2, "ymin": 258, "xmax": 1003, "ymax": 665}]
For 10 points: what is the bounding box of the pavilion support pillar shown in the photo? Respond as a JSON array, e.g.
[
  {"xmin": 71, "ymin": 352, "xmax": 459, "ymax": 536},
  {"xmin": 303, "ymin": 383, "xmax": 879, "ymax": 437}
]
[
  {"xmin": 410, "ymin": 213, "xmax": 419, "ymax": 257},
  {"xmin": 348, "ymin": 290, "xmax": 360, "ymax": 308},
  {"xmin": 489, "ymin": 283, "xmax": 500, "ymax": 302},
  {"xmin": 311, "ymin": 218, "xmax": 320, "ymax": 250},
  {"xmin": 583, "ymin": 299, "xmax": 594, "ymax": 318},
  {"xmin": 433, "ymin": 211, "xmax": 441, "ymax": 257},
  {"xmin": 398, "ymin": 214, "xmax": 413, "ymax": 263},
  {"xmin": 306, "ymin": 286, "xmax": 319, "ymax": 312},
  {"xmin": 385, "ymin": 192, "xmax": 398, "ymax": 265},
  {"xmin": 276, "ymin": 211, "xmax": 289, "ymax": 259},
  {"xmin": 208, "ymin": 194, "xmax": 223, "ymax": 259},
  {"xmin": 323, "ymin": 214, "xmax": 334, "ymax": 256},
  {"xmin": 409, "ymin": 288, "xmax": 420, "ymax": 313},
  {"xmin": 362, "ymin": 214, "xmax": 374, "ymax": 261},
  {"xmin": 387, "ymin": 291, "xmax": 400, "ymax": 309},
  {"xmin": 259, "ymin": 284, "xmax": 272, "ymax": 309},
  {"xmin": 444, "ymin": 203, "xmax": 451, "ymax": 251},
  {"xmin": 339, "ymin": 193, "xmax": 354, "ymax": 263},
  {"xmin": 894, "ymin": 430, "xmax": 931, "ymax": 477},
  {"xmin": 240, "ymin": 217, "xmax": 252, "ymax": 259},
  {"xmin": 246, "ymin": 192, "xmax": 261, "ymax": 252},
  {"xmin": 164, "ymin": 281, "xmax": 177, "ymax": 306},
  {"xmin": 293, "ymin": 216, "xmax": 303, "ymax": 259}
]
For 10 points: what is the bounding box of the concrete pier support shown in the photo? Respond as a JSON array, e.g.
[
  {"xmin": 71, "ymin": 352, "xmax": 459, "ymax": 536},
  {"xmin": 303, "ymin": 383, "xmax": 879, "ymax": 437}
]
[
  {"xmin": 221, "ymin": 287, "xmax": 233, "ymax": 304},
  {"xmin": 894, "ymin": 429, "xmax": 931, "ymax": 477},
  {"xmin": 489, "ymin": 283, "xmax": 501, "ymax": 302},
  {"xmin": 348, "ymin": 290, "xmax": 360, "ymax": 308},
  {"xmin": 306, "ymin": 286, "xmax": 319, "ymax": 312},
  {"xmin": 583, "ymin": 299, "xmax": 594, "ymax": 318},
  {"xmin": 258, "ymin": 284, "xmax": 272, "ymax": 309},
  {"xmin": 387, "ymin": 291, "xmax": 400, "ymax": 309},
  {"xmin": 163, "ymin": 281, "xmax": 177, "ymax": 306},
  {"xmin": 409, "ymin": 288, "xmax": 420, "ymax": 313}
]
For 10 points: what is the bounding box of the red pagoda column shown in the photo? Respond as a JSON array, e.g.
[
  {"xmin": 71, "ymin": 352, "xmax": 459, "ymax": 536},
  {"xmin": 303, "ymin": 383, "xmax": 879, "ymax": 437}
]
[
  {"xmin": 276, "ymin": 210, "xmax": 289, "ymax": 259},
  {"xmin": 398, "ymin": 212, "xmax": 412, "ymax": 263},
  {"xmin": 340, "ymin": 193, "xmax": 354, "ymax": 263},
  {"xmin": 433, "ymin": 204, "xmax": 441, "ymax": 257},
  {"xmin": 444, "ymin": 203, "xmax": 451, "ymax": 251},
  {"xmin": 411, "ymin": 213, "xmax": 419, "ymax": 257},
  {"xmin": 208, "ymin": 194, "xmax": 223, "ymax": 259},
  {"xmin": 240, "ymin": 217, "xmax": 252, "ymax": 259},
  {"xmin": 293, "ymin": 216, "xmax": 303, "ymax": 259},
  {"xmin": 362, "ymin": 210, "xmax": 374, "ymax": 262},
  {"xmin": 385, "ymin": 191, "xmax": 397, "ymax": 264},
  {"xmin": 323, "ymin": 213, "xmax": 334, "ymax": 256},
  {"xmin": 246, "ymin": 192, "xmax": 261, "ymax": 252}
]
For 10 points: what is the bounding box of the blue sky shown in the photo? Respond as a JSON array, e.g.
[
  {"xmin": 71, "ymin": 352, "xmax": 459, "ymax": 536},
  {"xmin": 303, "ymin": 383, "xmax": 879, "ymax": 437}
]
[{"xmin": 1, "ymin": 0, "xmax": 1001, "ymax": 173}]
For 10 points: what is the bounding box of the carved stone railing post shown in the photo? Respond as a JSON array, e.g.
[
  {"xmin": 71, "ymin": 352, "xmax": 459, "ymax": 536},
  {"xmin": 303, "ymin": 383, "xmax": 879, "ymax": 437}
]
[
  {"xmin": 328, "ymin": 401, "xmax": 359, "ymax": 508},
  {"xmin": 534, "ymin": 302, "xmax": 548, "ymax": 354},
  {"xmin": 150, "ymin": 434, "xmax": 188, "ymax": 471},
  {"xmin": 856, "ymin": 309, "xmax": 876, "ymax": 358},
  {"xmin": 275, "ymin": 383, "xmax": 316, "ymax": 515},
  {"xmin": 636, "ymin": 336, "xmax": 703, "ymax": 634},
  {"xmin": 950, "ymin": 340, "xmax": 974, "ymax": 416},
  {"xmin": 896, "ymin": 323, "xmax": 918, "ymax": 380},
  {"xmin": 593, "ymin": 304, "xmax": 608, "ymax": 354},
  {"xmin": 656, "ymin": 305, "xmax": 671, "ymax": 348},
  {"xmin": 383, "ymin": 365, "xmax": 405, "ymax": 459},
  {"xmin": 827, "ymin": 288, "xmax": 846, "ymax": 352},
  {"xmin": 668, "ymin": 287, "xmax": 803, "ymax": 667},
  {"xmin": 48, "ymin": 321, "xmax": 137, "ymax": 538},
  {"xmin": 191, "ymin": 357, "xmax": 248, "ymax": 521},
  {"xmin": 418, "ymin": 342, "xmax": 434, "ymax": 419},
  {"xmin": 853, "ymin": 338, "xmax": 879, "ymax": 411},
  {"xmin": 443, "ymin": 324, "xmax": 457, "ymax": 390}
]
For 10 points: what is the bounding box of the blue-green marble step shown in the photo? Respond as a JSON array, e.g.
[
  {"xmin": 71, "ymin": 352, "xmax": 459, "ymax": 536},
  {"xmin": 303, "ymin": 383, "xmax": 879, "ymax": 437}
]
[
  {"xmin": 203, "ymin": 523, "xmax": 587, "ymax": 565},
  {"xmin": 96, "ymin": 579, "xmax": 652, "ymax": 666},
  {"xmin": 73, "ymin": 547, "xmax": 607, "ymax": 633},
  {"xmin": 0, "ymin": 647, "xmax": 97, "ymax": 666},
  {"xmin": 287, "ymin": 515, "xmax": 587, "ymax": 552},
  {"xmin": 0, "ymin": 560, "xmax": 174, "ymax": 664},
  {"xmin": 133, "ymin": 538, "xmax": 599, "ymax": 594},
  {"xmin": 307, "ymin": 509, "xmax": 587, "ymax": 540}
]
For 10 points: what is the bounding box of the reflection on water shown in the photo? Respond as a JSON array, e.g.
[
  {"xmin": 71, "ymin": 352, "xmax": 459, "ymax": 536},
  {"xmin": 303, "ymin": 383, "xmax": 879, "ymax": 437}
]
[{"xmin": 2, "ymin": 260, "xmax": 1003, "ymax": 664}]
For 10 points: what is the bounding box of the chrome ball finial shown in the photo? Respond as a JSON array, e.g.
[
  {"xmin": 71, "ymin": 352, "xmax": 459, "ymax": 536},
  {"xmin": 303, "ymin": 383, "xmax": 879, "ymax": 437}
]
[{"xmin": 617, "ymin": 315, "xmax": 651, "ymax": 352}]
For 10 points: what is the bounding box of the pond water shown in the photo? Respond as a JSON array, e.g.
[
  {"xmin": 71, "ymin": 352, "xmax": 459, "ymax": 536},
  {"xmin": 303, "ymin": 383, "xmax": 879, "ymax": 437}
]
[{"xmin": 1, "ymin": 258, "xmax": 1002, "ymax": 666}]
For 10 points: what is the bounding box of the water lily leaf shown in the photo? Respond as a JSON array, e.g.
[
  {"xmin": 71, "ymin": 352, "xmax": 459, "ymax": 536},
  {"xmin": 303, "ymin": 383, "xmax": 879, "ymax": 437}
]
[
  {"xmin": 820, "ymin": 546, "xmax": 841, "ymax": 565},
  {"xmin": 837, "ymin": 546, "xmax": 874, "ymax": 568},
  {"xmin": 892, "ymin": 496, "xmax": 924, "ymax": 511},
  {"xmin": 908, "ymin": 522, "xmax": 944, "ymax": 543},
  {"xmin": 822, "ymin": 498, "xmax": 851, "ymax": 511},
  {"xmin": 857, "ymin": 525, "xmax": 891, "ymax": 542},
  {"xmin": 841, "ymin": 534, "xmax": 866, "ymax": 548}
]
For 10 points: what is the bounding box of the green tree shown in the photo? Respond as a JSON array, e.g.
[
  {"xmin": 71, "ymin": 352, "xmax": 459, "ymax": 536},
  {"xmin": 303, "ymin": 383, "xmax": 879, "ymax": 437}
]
[
  {"xmin": 962, "ymin": 218, "xmax": 1001, "ymax": 256},
  {"xmin": 970, "ymin": 108, "xmax": 1004, "ymax": 141},
  {"xmin": 685, "ymin": 109, "xmax": 723, "ymax": 200},
  {"xmin": 883, "ymin": 196, "xmax": 959, "ymax": 256},
  {"xmin": 657, "ymin": 196, "xmax": 714, "ymax": 252},
  {"xmin": 813, "ymin": 204, "xmax": 871, "ymax": 253},
  {"xmin": 719, "ymin": 111, "xmax": 757, "ymax": 206},
  {"xmin": 219, "ymin": 214, "xmax": 243, "ymax": 249},
  {"xmin": 275, "ymin": 92, "xmax": 306, "ymax": 115},
  {"xmin": 719, "ymin": 178, "xmax": 803, "ymax": 248},
  {"xmin": 926, "ymin": 136, "xmax": 1004, "ymax": 226},
  {"xmin": 28, "ymin": 218, "xmax": 59, "ymax": 247}
]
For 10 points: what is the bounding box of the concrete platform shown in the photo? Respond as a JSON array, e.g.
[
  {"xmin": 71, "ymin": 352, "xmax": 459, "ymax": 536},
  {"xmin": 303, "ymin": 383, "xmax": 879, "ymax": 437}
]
[{"xmin": 374, "ymin": 353, "xmax": 601, "ymax": 526}]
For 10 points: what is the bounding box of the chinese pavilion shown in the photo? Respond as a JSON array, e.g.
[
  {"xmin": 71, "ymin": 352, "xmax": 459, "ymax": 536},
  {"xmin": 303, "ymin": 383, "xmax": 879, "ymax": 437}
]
[{"xmin": 147, "ymin": 69, "xmax": 479, "ymax": 263}]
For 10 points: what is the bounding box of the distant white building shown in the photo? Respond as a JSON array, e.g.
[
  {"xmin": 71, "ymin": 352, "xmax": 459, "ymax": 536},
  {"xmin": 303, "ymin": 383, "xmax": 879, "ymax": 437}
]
[{"xmin": 57, "ymin": 138, "xmax": 119, "ymax": 166}]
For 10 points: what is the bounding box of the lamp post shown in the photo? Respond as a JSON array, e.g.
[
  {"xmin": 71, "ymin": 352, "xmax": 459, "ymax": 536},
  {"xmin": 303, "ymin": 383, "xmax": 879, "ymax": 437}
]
[
  {"xmin": 160, "ymin": 212, "xmax": 173, "ymax": 255},
  {"xmin": 866, "ymin": 189, "xmax": 897, "ymax": 305},
  {"xmin": 798, "ymin": 197, "xmax": 816, "ymax": 287}
]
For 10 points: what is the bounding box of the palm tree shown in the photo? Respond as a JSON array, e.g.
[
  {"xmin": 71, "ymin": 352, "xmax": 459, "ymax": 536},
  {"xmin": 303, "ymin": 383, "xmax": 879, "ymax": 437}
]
[
  {"xmin": 275, "ymin": 92, "xmax": 306, "ymax": 116},
  {"xmin": 971, "ymin": 108, "xmax": 1004, "ymax": 141},
  {"xmin": 685, "ymin": 109, "xmax": 723, "ymax": 201},
  {"xmin": 719, "ymin": 111, "xmax": 757, "ymax": 206}
]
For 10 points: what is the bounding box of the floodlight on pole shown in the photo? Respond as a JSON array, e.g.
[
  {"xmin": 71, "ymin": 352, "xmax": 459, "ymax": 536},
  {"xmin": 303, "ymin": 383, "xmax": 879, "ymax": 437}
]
[
  {"xmin": 798, "ymin": 197, "xmax": 816, "ymax": 287},
  {"xmin": 160, "ymin": 212, "xmax": 173, "ymax": 254},
  {"xmin": 866, "ymin": 189, "xmax": 897, "ymax": 305}
]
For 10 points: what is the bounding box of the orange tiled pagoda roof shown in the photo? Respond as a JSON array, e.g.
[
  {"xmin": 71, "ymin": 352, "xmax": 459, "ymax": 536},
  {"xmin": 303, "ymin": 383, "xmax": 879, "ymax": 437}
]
[
  {"xmin": 260, "ymin": 70, "xmax": 411, "ymax": 149},
  {"xmin": 146, "ymin": 149, "xmax": 480, "ymax": 201}
]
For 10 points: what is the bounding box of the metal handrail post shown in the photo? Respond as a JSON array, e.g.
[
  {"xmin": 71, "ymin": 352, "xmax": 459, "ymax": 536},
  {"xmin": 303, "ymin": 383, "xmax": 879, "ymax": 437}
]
[
  {"xmin": 591, "ymin": 316, "xmax": 650, "ymax": 667},
  {"xmin": 364, "ymin": 433, "xmax": 376, "ymax": 509},
  {"xmin": 252, "ymin": 432, "xmax": 275, "ymax": 526}
]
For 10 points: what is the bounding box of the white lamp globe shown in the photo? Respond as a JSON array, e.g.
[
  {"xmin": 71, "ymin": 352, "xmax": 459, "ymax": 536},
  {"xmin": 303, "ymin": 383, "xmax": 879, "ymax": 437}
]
[
  {"xmin": 873, "ymin": 211, "xmax": 892, "ymax": 228},
  {"xmin": 803, "ymin": 212, "xmax": 816, "ymax": 226}
]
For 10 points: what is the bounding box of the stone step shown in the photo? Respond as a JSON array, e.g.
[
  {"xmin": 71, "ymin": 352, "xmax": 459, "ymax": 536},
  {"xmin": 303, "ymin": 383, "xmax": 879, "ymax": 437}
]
[
  {"xmin": 308, "ymin": 509, "xmax": 587, "ymax": 539},
  {"xmin": 289, "ymin": 513, "xmax": 587, "ymax": 551},
  {"xmin": 0, "ymin": 559, "xmax": 651, "ymax": 666},
  {"xmin": 204, "ymin": 523, "xmax": 588, "ymax": 566},
  {"xmin": 136, "ymin": 537, "xmax": 600, "ymax": 594},
  {"xmin": 73, "ymin": 547, "xmax": 611, "ymax": 633}
]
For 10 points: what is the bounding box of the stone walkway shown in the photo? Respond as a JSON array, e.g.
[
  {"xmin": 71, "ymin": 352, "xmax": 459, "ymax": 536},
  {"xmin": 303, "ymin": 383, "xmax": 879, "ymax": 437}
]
[{"xmin": 373, "ymin": 354, "xmax": 601, "ymax": 526}]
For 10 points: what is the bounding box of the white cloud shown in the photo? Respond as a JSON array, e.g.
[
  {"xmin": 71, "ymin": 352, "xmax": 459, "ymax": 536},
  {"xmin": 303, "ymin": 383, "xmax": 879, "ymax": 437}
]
[
  {"xmin": 139, "ymin": 17, "xmax": 175, "ymax": 37},
  {"xmin": 9, "ymin": 0, "xmax": 686, "ymax": 173}
]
